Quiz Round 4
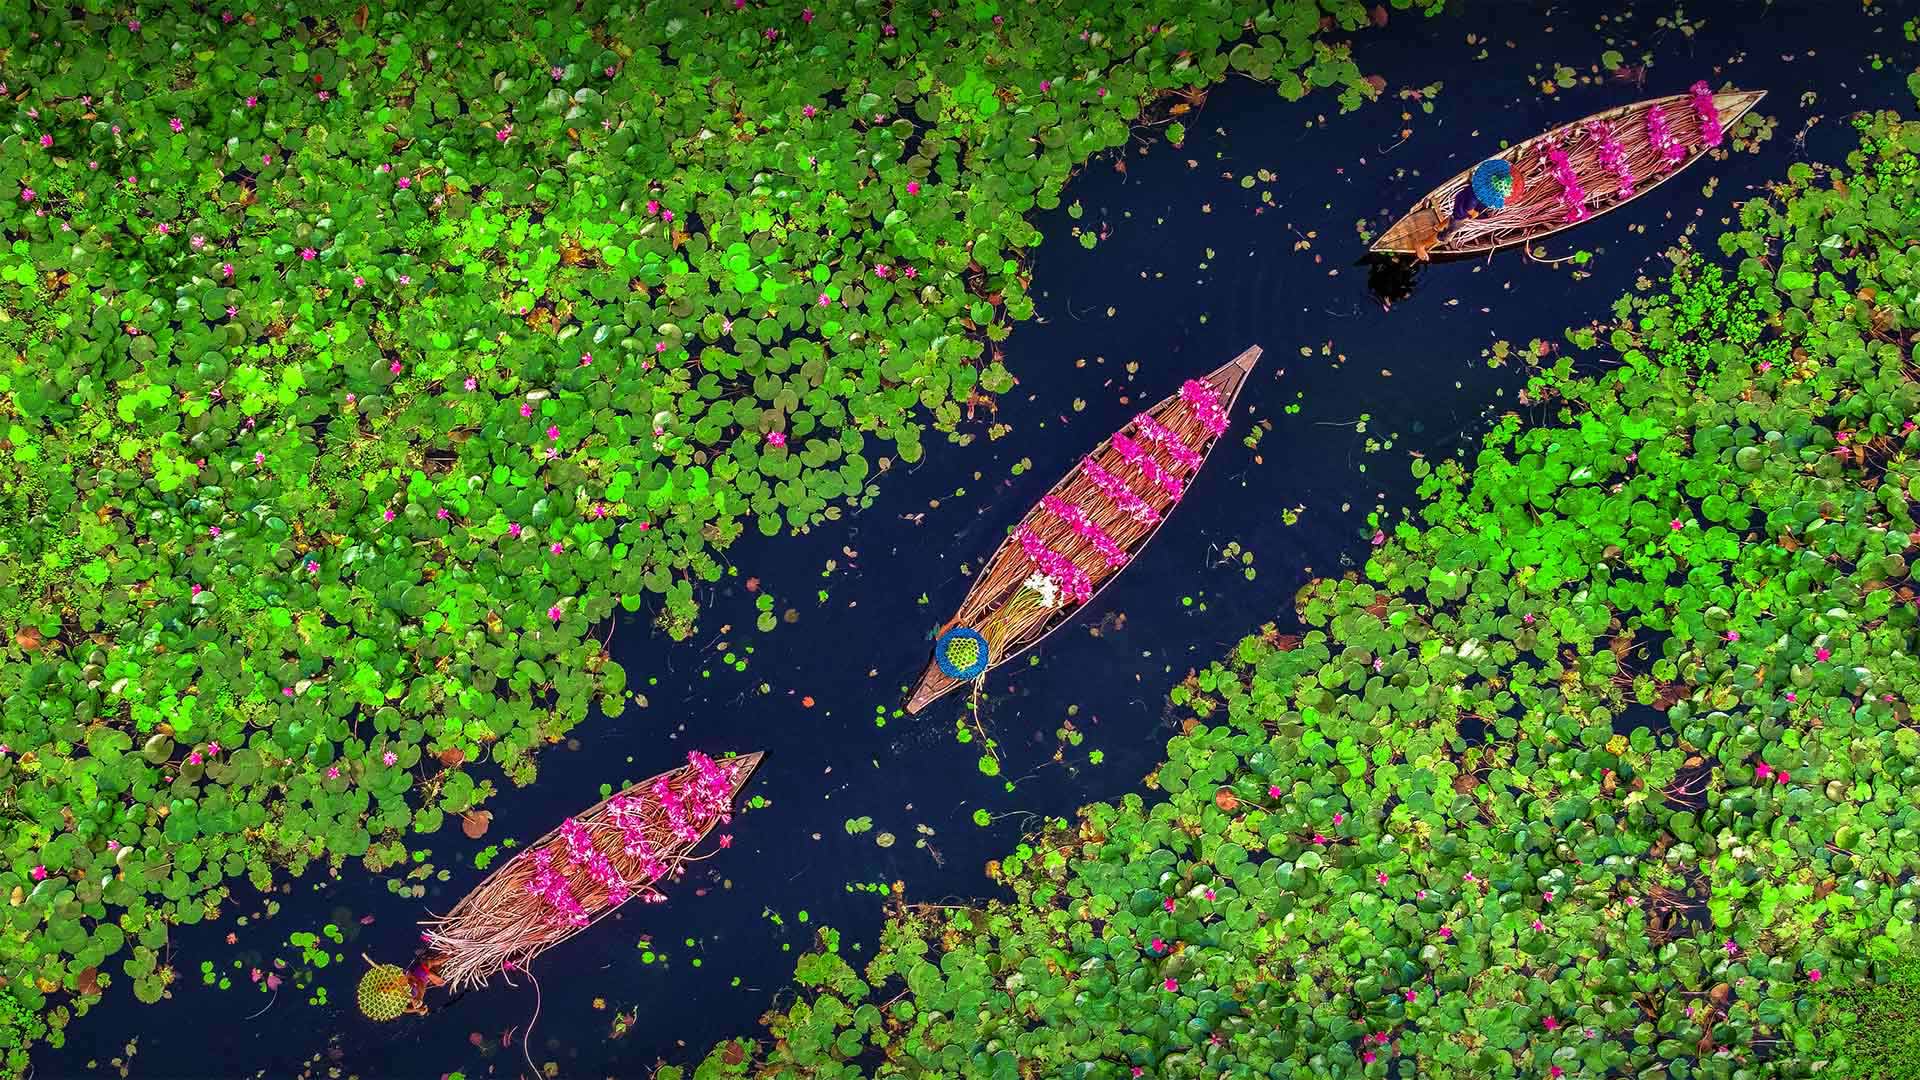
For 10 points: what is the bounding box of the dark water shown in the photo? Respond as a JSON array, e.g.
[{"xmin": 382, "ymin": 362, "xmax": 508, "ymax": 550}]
[{"xmin": 46, "ymin": 3, "xmax": 1916, "ymax": 1077}]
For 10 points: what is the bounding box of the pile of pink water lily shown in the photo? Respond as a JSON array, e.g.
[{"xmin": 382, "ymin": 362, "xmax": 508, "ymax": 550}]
[
  {"xmin": 1083, "ymin": 460, "xmax": 1162, "ymax": 523},
  {"xmin": 1689, "ymin": 81, "xmax": 1724, "ymax": 147},
  {"xmin": 1179, "ymin": 380, "xmax": 1229, "ymax": 436},
  {"xmin": 1013, "ymin": 525, "xmax": 1095, "ymax": 603},
  {"xmin": 1547, "ymin": 144, "xmax": 1590, "ymax": 224},
  {"xmin": 1040, "ymin": 494, "xmax": 1129, "ymax": 567},
  {"xmin": 420, "ymin": 751, "xmax": 758, "ymax": 992},
  {"xmin": 1645, "ymin": 104, "xmax": 1688, "ymax": 169},
  {"xmin": 1585, "ymin": 119, "xmax": 1634, "ymax": 198}
]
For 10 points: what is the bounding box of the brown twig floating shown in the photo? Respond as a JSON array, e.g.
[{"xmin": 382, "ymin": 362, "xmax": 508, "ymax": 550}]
[{"xmin": 419, "ymin": 751, "xmax": 762, "ymax": 993}]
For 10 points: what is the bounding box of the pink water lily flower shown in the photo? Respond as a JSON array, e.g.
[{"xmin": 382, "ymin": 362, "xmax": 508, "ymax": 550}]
[
  {"xmin": 1542, "ymin": 1016, "xmax": 1559, "ymax": 1031},
  {"xmin": 1162, "ymin": 977, "xmax": 1177, "ymax": 992},
  {"xmin": 1163, "ymin": 897, "xmax": 1175, "ymax": 911},
  {"xmin": 1808, "ymin": 968, "xmax": 1822, "ymax": 982},
  {"xmin": 1816, "ymin": 647, "xmax": 1831, "ymax": 661},
  {"xmin": 326, "ymin": 766, "xmax": 340, "ymax": 779},
  {"xmin": 30, "ymin": 866, "xmax": 47, "ymax": 881},
  {"xmin": 169, "ymin": 117, "xmax": 184, "ymax": 133},
  {"xmin": 548, "ymin": 605, "xmax": 563, "ymax": 621},
  {"xmin": 509, "ymin": 523, "xmax": 523, "ymax": 538},
  {"xmin": 767, "ymin": 431, "xmax": 787, "ymax": 448}
]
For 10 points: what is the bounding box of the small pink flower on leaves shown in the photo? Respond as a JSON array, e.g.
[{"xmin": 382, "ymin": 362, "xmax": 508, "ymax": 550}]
[
  {"xmin": 436, "ymin": 508, "xmax": 449, "ymax": 520},
  {"xmin": 662, "ymin": 209, "xmax": 674, "ymax": 223},
  {"xmin": 548, "ymin": 605, "xmax": 563, "ymax": 621},
  {"xmin": 1551, "ymin": 1068, "xmax": 1564, "ymax": 1079},
  {"xmin": 39, "ymin": 134, "xmax": 51, "ymax": 148},
  {"xmin": 655, "ymin": 341, "xmax": 668, "ymax": 353},
  {"xmin": 509, "ymin": 523, "xmax": 523, "ymax": 538},
  {"xmin": 802, "ymin": 7, "xmax": 814, "ymax": 21},
  {"xmin": 1268, "ymin": 785, "xmax": 1281, "ymax": 797},
  {"xmin": 906, "ymin": 181, "xmax": 920, "ymax": 195},
  {"xmin": 326, "ymin": 766, "xmax": 340, "ymax": 779},
  {"xmin": 1376, "ymin": 872, "xmax": 1388, "ymax": 885},
  {"xmin": 1163, "ymin": 897, "xmax": 1175, "ymax": 911},
  {"xmin": 1150, "ymin": 937, "xmax": 1164, "ymax": 952},
  {"xmin": 283, "ymin": 687, "xmax": 295, "ymax": 697},
  {"xmin": 1778, "ymin": 769, "xmax": 1791, "ymax": 783},
  {"xmin": 1362, "ymin": 1050, "xmax": 1376, "ymax": 1065},
  {"xmin": 1404, "ymin": 989, "xmax": 1417, "ymax": 1003},
  {"xmin": 192, "ymin": 584, "xmax": 202, "ymax": 596},
  {"xmin": 1203, "ymin": 888, "xmax": 1215, "ymax": 901},
  {"xmin": 1041, "ymin": 80, "xmax": 1052, "ymax": 92},
  {"xmin": 301, "ymin": 247, "xmax": 316, "ymax": 261},
  {"xmin": 208, "ymin": 742, "xmax": 222, "ymax": 755},
  {"xmin": 306, "ymin": 560, "xmax": 319, "ymax": 573},
  {"xmin": 169, "ymin": 117, "xmax": 184, "ymax": 133},
  {"xmin": 1162, "ymin": 977, "xmax": 1177, "ymax": 992},
  {"xmin": 496, "ymin": 125, "xmax": 513, "ymax": 142},
  {"xmin": 1542, "ymin": 1016, "xmax": 1559, "ymax": 1031},
  {"xmin": 1438, "ymin": 927, "xmax": 1452, "ymax": 939},
  {"xmin": 550, "ymin": 65, "xmax": 565, "ymax": 80},
  {"xmin": 31, "ymin": 866, "xmax": 47, "ymax": 881},
  {"xmin": 19, "ymin": 187, "xmax": 35, "ymax": 203},
  {"xmin": 209, "ymin": 526, "xmax": 221, "ymax": 538},
  {"xmin": 520, "ymin": 403, "xmax": 534, "ymax": 417},
  {"xmin": 1332, "ymin": 812, "xmax": 1344, "ymax": 825},
  {"xmin": 767, "ymin": 431, "xmax": 787, "ymax": 448},
  {"xmin": 319, "ymin": 90, "xmax": 330, "ymax": 101},
  {"xmin": 1131, "ymin": 1070, "xmax": 1142, "ymax": 1079},
  {"xmin": 1543, "ymin": 890, "xmax": 1554, "ymax": 902},
  {"xmin": 383, "ymin": 509, "xmax": 395, "ymax": 522},
  {"xmin": 397, "ymin": 177, "xmax": 411, "ymax": 189},
  {"xmin": 550, "ymin": 542, "xmax": 564, "ymax": 555},
  {"xmin": 1786, "ymin": 691, "xmax": 1797, "ymax": 702},
  {"xmin": 390, "ymin": 360, "xmax": 402, "ymax": 374},
  {"xmin": 1312, "ymin": 833, "xmax": 1327, "ymax": 845},
  {"xmin": 818, "ymin": 293, "xmax": 830, "ymax": 306},
  {"xmin": 1726, "ymin": 631, "xmax": 1739, "ymax": 641},
  {"xmin": 1816, "ymin": 647, "xmax": 1831, "ymax": 662},
  {"xmin": 383, "ymin": 750, "xmax": 398, "ymax": 766},
  {"xmin": 465, "ymin": 376, "xmax": 478, "ymax": 390},
  {"xmin": 1755, "ymin": 762, "xmax": 1772, "ymax": 780},
  {"xmin": 547, "ymin": 425, "xmax": 560, "ymax": 440},
  {"xmin": 1724, "ymin": 939, "xmax": 1739, "ymax": 955},
  {"xmin": 187, "ymin": 751, "xmax": 203, "ymax": 765},
  {"xmin": 1808, "ymin": 968, "xmax": 1822, "ymax": 982},
  {"xmin": 1531, "ymin": 919, "xmax": 1546, "ymax": 931},
  {"xmin": 1670, "ymin": 518, "xmax": 1683, "ymax": 531},
  {"xmin": 803, "ymin": 104, "xmax": 817, "ymax": 117}
]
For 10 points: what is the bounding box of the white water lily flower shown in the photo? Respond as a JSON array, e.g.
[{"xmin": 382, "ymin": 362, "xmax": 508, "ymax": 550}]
[{"xmin": 1023, "ymin": 572, "xmax": 1060, "ymax": 609}]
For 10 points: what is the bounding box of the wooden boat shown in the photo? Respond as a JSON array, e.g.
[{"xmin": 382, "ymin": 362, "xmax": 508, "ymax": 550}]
[
  {"xmin": 420, "ymin": 750, "xmax": 761, "ymax": 992},
  {"xmin": 1372, "ymin": 87, "xmax": 1766, "ymax": 259},
  {"xmin": 906, "ymin": 346, "xmax": 1261, "ymax": 714}
]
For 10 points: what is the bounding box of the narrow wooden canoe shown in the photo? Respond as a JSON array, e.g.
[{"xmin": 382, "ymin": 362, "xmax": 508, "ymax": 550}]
[
  {"xmin": 421, "ymin": 751, "xmax": 762, "ymax": 991},
  {"xmin": 1371, "ymin": 88, "xmax": 1766, "ymax": 259},
  {"xmin": 906, "ymin": 346, "xmax": 1261, "ymax": 714}
]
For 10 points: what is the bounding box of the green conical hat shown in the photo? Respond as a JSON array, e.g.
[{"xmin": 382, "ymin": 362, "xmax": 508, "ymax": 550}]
[{"xmin": 357, "ymin": 963, "xmax": 412, "ymax": 1022}]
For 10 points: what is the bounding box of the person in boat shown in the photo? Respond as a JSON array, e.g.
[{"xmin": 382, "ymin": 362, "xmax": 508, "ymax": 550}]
[
  {"xmin": 402, "ymin": 948, "xmax": 446, "ymax": 1016},
  {"xmin": 1437, "ymin": 158, "xmax": 1524, "ymax": 243}
]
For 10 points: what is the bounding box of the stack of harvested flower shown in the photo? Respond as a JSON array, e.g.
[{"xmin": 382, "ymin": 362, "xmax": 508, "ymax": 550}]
[{"xmin": 419, "ymin": 750, "xmax": 761, "ymax": 992}]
